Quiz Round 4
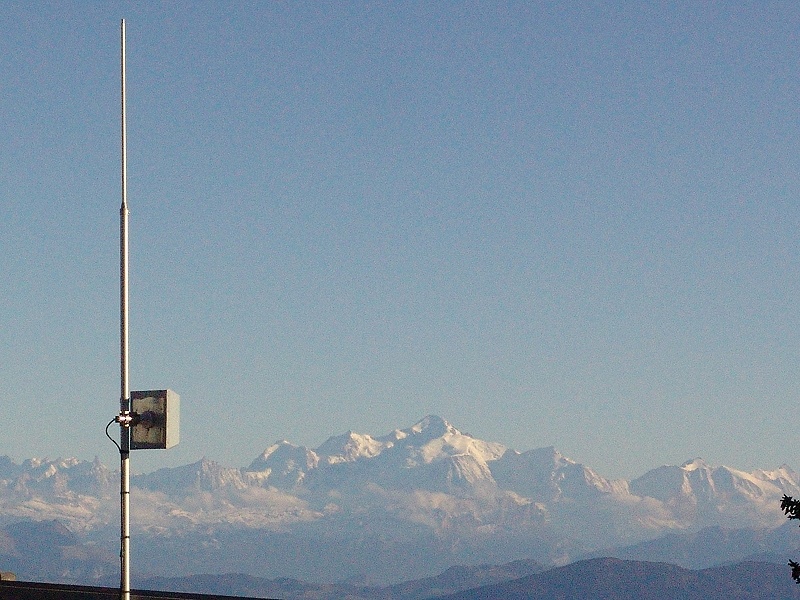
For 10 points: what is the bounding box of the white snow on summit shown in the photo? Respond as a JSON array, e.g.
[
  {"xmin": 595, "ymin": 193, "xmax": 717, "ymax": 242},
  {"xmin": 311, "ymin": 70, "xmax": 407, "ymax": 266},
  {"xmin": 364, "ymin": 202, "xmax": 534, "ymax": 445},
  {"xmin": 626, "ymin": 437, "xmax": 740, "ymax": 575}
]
[
  {"xmin": 315, "ymin": 431, "xmax": 392, "ymax": 464},
  {"xmin": 393, "ymin": 416, "xmax": 506, "ymax": 466}
]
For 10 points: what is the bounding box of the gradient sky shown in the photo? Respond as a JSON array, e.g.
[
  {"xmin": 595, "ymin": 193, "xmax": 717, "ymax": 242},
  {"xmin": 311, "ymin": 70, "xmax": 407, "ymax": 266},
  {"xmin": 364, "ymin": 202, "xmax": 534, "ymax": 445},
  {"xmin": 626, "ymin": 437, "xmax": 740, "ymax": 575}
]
[{"xmin": 2, "ymin": 1, "xmax": 799, "ymax": 479}]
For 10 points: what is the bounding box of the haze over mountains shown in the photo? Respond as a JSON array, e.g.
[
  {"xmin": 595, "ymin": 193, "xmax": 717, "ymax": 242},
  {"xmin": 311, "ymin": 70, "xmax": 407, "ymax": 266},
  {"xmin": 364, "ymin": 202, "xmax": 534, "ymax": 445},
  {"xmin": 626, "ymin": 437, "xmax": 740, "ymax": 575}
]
[{"xmin": 1, "ymin": 416, "xmax": 799, "ymax": 586}]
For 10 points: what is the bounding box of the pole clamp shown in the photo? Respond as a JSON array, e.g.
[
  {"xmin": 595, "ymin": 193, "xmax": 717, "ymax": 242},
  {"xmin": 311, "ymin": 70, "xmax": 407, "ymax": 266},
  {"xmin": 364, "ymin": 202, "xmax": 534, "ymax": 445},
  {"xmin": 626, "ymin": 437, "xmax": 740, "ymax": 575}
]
[{"xmin": 116, "ymin": 411, "xmax": 140, "ymax": 428}]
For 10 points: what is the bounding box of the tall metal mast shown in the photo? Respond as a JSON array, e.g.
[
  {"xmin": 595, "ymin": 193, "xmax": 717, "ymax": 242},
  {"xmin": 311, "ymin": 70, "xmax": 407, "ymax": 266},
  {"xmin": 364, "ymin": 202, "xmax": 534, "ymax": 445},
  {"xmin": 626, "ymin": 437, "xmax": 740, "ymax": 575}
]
[
  {"xmin": 112, "ymin": 22, "xmax": 179, "ymax": 600},
  {"xmin": 119, "ymin": 17, "xmax": 131, "ymax": 600}
]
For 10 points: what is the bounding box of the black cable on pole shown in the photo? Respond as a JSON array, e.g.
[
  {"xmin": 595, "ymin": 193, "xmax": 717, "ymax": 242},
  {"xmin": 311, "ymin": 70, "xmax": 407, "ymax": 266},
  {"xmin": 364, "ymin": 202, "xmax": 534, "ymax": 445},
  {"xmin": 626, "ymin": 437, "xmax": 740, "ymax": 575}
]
[{"xmin": 106, "ymin": 418, "xmax": 122, "ymax": 454}]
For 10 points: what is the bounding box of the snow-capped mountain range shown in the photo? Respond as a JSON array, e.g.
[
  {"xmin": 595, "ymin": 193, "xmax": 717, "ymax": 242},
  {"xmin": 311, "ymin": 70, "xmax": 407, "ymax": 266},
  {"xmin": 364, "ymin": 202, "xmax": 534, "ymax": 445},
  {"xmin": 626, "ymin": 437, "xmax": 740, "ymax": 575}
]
[{"xmin": 1, "ymin": 416, "xmax": 798, "ymax": 584}]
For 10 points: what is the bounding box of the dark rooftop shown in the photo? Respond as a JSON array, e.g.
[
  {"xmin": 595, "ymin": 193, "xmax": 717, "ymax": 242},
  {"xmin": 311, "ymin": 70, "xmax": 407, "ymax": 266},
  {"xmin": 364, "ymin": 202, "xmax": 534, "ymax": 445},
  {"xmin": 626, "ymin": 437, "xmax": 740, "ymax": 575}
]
[{"xmin": 0, "ymin": 580, "xmax": 276, "ymax": 600}]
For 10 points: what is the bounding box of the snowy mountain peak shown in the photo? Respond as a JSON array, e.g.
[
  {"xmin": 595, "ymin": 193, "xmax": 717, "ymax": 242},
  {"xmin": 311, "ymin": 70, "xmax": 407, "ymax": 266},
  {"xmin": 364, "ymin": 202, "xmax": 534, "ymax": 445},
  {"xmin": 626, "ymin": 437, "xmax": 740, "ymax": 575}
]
[
  {"xmin": 384, "ymin": 416, "xmax": 506, "ymax": 468},
  {"xmin": 252, "ymin": 440, "xmax": 305, "ymax": 463},
  {"xmin": 489, "ymin": 446, "xmax": 622, "ymax": 501},
  {"xmin": 134, "ymin": 457, "xmax": 248, "ymax": 494},
  {"xmin": 384, "ymin": 428, "xmax": 409, "ymax": 442},
  {"xmin": 681, "ymin": 458, "xmax": 709, "ymax": 471},
  {"xmin": 316, "ymin": 431, "xmax": 391, "ymax": 463},
  {"xmin": 408, "ymin": 415, "xmax": 459, "ymax": 438},
  {"xmin": 754, "ymin": 464, "xmax": 800, "ymax": 486},
  {"xmin": 247, "ymin": 440, "xmax": 320, "ymax": 487}
]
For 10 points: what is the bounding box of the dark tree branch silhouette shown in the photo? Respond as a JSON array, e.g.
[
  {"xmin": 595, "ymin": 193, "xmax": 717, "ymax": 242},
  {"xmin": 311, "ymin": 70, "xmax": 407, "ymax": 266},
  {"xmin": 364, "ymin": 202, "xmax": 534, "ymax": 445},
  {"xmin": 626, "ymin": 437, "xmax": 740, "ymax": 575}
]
[{"xmin": 781, "ymin": 495, "xmax": 800, "ymax": 583}]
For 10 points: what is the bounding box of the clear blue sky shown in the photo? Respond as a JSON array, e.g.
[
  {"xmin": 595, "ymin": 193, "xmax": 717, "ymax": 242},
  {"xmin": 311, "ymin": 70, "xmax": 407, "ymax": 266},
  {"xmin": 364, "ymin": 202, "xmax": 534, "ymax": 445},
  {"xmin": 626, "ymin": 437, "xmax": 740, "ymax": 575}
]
[{"xmin": 1, "ymin": 1, "xmax": 799, "ymax": 479}]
